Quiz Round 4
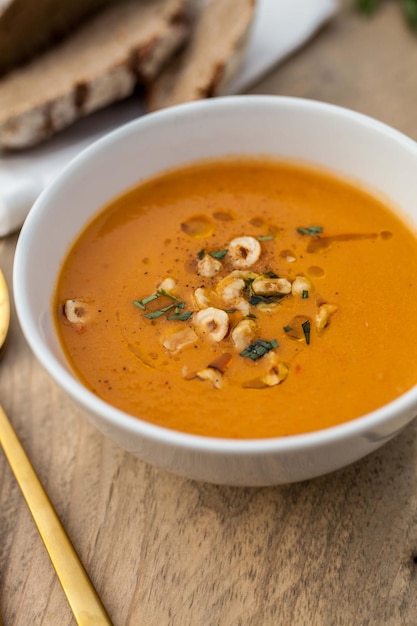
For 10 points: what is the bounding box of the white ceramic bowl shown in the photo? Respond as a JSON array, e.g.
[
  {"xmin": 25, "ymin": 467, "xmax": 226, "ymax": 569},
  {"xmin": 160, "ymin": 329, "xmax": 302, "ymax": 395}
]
[{"xmin": 13, "ymin": 96, "xmax": 417, "ymax": 486}]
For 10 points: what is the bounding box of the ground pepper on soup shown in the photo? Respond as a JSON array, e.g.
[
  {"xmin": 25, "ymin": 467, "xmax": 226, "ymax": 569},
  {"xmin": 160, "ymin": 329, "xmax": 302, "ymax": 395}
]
[{"xmin": 54, "ymin": 157, "xmax": 417, "ymax": 438}]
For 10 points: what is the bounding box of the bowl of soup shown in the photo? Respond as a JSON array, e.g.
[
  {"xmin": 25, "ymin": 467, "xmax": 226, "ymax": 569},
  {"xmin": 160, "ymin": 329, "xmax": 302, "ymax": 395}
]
[{"xmin": 13, "ymin": 95, "xmax": 417, "ymax": 485}]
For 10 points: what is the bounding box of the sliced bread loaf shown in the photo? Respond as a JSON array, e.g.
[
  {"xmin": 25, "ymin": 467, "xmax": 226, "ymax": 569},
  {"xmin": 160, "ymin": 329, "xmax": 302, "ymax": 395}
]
[
  {"xmin": 147, "ymin": 0, "xmax": 256, "ymax": 111},
  {"xmin": 0, "ymin": 0, "xmax": 190, "ymax": 150}
]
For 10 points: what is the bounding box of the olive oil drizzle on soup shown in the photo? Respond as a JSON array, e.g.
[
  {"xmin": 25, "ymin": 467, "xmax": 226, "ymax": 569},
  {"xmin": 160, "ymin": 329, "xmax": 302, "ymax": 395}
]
[{"xmin": 55, "ymin": 158, "xmax": 417, "ymax": 439}]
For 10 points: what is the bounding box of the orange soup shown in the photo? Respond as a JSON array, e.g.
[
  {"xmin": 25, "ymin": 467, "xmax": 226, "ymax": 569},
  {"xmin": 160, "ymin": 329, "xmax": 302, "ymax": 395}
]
[{"xmin": 54, "ymin": 158, "xmax": 417, "ymax": 438}]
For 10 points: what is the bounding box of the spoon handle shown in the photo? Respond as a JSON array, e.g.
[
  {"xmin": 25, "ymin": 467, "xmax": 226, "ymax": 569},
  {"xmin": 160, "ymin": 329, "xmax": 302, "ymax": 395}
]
[{"xmin": 0, "ymin": 404, "xmax": 112, "ymax": 626}]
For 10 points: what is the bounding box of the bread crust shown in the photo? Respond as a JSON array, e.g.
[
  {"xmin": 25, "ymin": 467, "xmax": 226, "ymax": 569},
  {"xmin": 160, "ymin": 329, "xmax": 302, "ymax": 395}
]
[
  {"xmin": 0, "ymin": 0, "xmax": 119, "ymax": 76},
  {"xmin": 147, "ymin": 0, "xmax": 256, "ymax": 111},
  {"xmin": 0, "ymin": 0, "xmax": 190, "ymax": 150}
]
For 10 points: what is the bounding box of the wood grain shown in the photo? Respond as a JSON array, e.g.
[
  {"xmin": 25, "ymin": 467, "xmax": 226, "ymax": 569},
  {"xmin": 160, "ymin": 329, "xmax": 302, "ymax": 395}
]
[{"xmin": 3, "ymin": 3, "xmax": 417, "ymax": 624}]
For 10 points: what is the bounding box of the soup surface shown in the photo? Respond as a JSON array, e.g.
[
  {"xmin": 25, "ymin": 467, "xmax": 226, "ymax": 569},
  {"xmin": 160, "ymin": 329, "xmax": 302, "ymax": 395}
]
[{"xmin": 55, "ymin": 158, "xmax": 417, "ymax": 438}]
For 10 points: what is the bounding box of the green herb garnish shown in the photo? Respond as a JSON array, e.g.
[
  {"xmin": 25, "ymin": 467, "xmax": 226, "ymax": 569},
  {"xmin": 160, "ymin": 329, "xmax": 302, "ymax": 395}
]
[
  {"xmin": 142, "ymin": 293, "xmax": 159, "ymax": 305},
  {"xmin": 144, "ymin": 303, "xmax": 178, "ymax": 319},
  {"xmin": 250, "ymin": 294, "xmax": 285, "ymax": 306},
  {"xmin": 246, "ymin": 313, "xmax": 257, "ymax": 320},
  {"xmin": 135, "ymin": 287, "xmax": 191, "ymax": 321},
  {"xmin": 264, "ymin": 271, "xmax": 279, "ymax": 278},
  {"xmin": 197, "ymin": 248, "xmax": 228, "ymax": 260},
  {"xmin": 297, "ymin": 225, "xmax": 323, "ymax": 238},
  {"xmin": 257, "ymin": 235, "xmax": 275, "ymax": 241},
  {"xmin": 209, "ymin": 249, "xmax": 228, "ymax": 259},
  {"xmin": 167, "ymin": 311, "xmax": 193, "ymax": 321},
  {"xmin": 133, "ymin": 293, "xmax": 159, "ymax": 309},
  {"xmin": 283, "ymin": 325, "xmax": 292, "ymax": 333},
  {"xmin": 302, "ymin": 320, "xmax": 311, "ymax": 345},
  {"xmin": 302, "ymin": 290, "xmax": 309, "ymax": 299},
  {"xmin": 134, "ymin": 288, "xmax": 181, "ymax": 312},
  {"xmin": 157, "ymin": 289, "xmax": 181, "ymax": 301},
  {"xmin": 240, "ymin": 339, "xmax": 278, "ymax": 361}
]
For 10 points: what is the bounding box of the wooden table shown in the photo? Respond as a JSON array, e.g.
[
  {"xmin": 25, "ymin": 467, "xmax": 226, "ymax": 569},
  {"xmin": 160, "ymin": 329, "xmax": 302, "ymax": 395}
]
[{"xmin": 2, "ymin": 3, "xmax": 417, "ymax": 624}]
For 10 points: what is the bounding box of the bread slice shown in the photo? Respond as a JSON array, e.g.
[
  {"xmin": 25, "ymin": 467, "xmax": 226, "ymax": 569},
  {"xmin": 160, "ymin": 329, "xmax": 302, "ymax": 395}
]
[
  {"xmin": 0, "ymin": 0, "xmax": 191, "ymax": 150},
  {"xmin": 147, "ymin": 0, "xmax": 256, "ymax": 111},
  {"xmin": 0, "ymin": 0, "xmax": 119, "ymax": 77}
]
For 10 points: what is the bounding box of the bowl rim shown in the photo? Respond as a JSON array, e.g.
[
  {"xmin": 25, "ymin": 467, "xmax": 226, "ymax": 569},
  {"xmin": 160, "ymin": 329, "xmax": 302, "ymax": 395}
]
[{"xmin": 14, "ymin": 94, "xmax": 417, "ymax": 455}]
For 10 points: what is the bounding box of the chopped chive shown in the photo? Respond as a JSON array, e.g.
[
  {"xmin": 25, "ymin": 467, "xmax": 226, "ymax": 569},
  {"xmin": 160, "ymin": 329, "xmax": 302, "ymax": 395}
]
[
  {"xmin": 246, "ymin": 313, "xmax": 257, "ymax": 320},
  {"xmin": 133, "ymin": 293, "xmax": 159, "ymax": 309},
  {"xmin": 142, "ymin": 294, "xmax": 158, "ymax": 304},
  {"xmin": 240, "ymin": 339, "xmax": 278, "ymax": 361},
  {"xmin": 141, "ymin": 293, "xmax": 159, "ymax": 306},
  {"xmin": 225, "ymin": 308, "xmax": 237, "ymax": 314},
  {"xmin": 302, "ymin": 320, "xmax": 311, "ymax": 344},
  {"xmin": 297, "ymin": 225, "xmax": 323, "ymax": 238},
  {"xmin": 167, "ymin": 311, "xmax": 193, "ymax": 321},
  {"xmin": 135, "ymin": 289, "xmax": 181, "ymax": 312},
  {"xmin": 302, "ymin": 290, "xmax": 309, "ymax": 299},
  {"xmin": 197, "ymin": 249, "xmax": 205, "ymax": 260},
  {"xmin": 250, "ymin": 293, "xmax": 285, "ymax": 306},
  {"xmin": 209, "ymin": 249, "xmax": 228, "ymax": 259},
  {"xmin": 264, "ymin": 271, "xmax": 279, "ymax": 278},
  {"xmin": 144, "ymin": 303, "xmax": 177, "ymax": 319},
  {"xmin": 257, "ymin": 235, "xmax": 275, "ymax": 241},
  {"xmin": 283, "ymin": 325, "xmax": 292, "ymax": 333},
  {"xmin": 157, "ymin": 288, "xmax": 181, "ymax": 301}
]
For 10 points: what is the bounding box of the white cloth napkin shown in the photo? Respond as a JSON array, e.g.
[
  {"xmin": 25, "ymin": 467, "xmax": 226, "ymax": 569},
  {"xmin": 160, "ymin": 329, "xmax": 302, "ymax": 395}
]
[{"xmin": 0, "ymin": 0, "xmax": 337, "ymax": 237}]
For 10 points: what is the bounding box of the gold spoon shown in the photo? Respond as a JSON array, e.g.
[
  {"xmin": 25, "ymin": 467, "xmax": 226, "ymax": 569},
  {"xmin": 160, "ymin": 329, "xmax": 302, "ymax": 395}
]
[{"xmin": 0, "ymin": 269, "xmax": 112, "ymax": 626}]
